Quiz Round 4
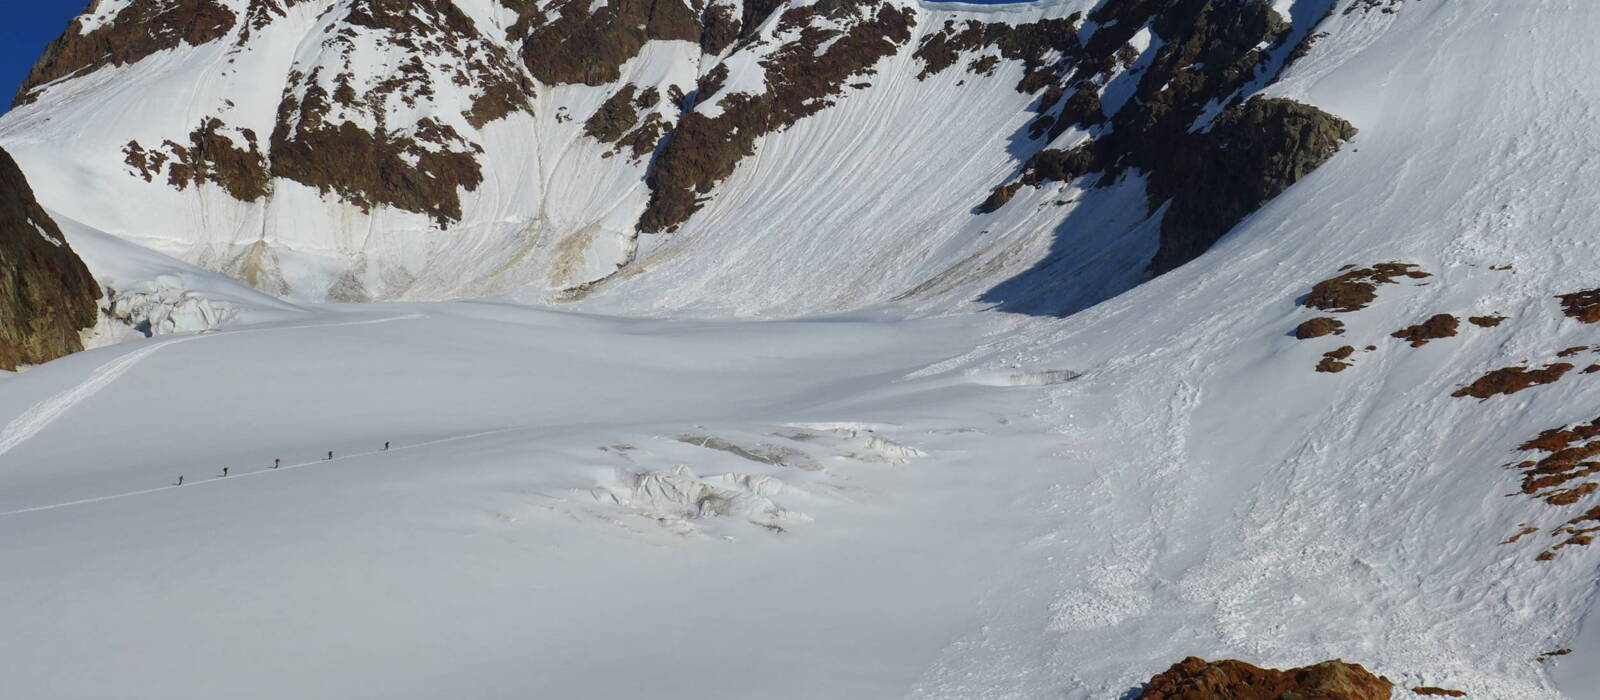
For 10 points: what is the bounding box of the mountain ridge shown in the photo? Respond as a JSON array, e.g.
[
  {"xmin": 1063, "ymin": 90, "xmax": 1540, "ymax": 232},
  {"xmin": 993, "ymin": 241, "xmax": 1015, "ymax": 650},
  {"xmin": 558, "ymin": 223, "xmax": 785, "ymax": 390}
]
[{"xmin": 1, "ymin": 0, "xmax": 1353, "ymax": 311}]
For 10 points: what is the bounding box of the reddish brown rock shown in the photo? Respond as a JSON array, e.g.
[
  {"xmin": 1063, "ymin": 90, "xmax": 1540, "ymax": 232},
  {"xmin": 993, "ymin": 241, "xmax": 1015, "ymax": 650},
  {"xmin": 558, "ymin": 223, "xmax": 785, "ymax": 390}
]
[
  {"xmin": 1490, "ymin": 416, "xmax": 1600, "ymax": 558},
  {"xmin": 1304, "ymin": 263, "xmax": 1430, "ymax": 313},
  {"xmin": 1411, "ymin": 688, "xmax": 1465, "ymax": 697},
  {"xmin": 1136, "ymin": 656, "xmax": 1392, "ymax": 700},
  {"xmin": 1451, "ymin": 363, "xmax": 1574, "ymax": 400},
  {"xmin": 1391, "ymin": 314, "xmax": 1458, "ymax": 347},
  {"xmin": 1557, "ymin": 289, "xmax": 1600, "ymax": 324},
  {"xmin": 1467, "ymin": 315, "xmax": 1505, "ymax": 327}
]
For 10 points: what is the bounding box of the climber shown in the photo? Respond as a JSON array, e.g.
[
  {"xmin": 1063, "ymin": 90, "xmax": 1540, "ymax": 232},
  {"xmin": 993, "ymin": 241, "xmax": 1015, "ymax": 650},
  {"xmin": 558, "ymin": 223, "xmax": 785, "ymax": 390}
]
[
  {"xmin": 273, "ymin": 458, "xmax": 280, "ymax": 469},
  {"xmin": 176, "ymin": 475, "xmax": 184, "ymax": 486},
  {"xmin": 222, "ymin": 467, "xmax": 229, "ymax": 477},
  {"xmin": 384, "ymin": 441, "xmax": 390, "ymax": 451},
  {"xmin": 327, "ymin": 451, "xmax": 333, "ymax": 460}
]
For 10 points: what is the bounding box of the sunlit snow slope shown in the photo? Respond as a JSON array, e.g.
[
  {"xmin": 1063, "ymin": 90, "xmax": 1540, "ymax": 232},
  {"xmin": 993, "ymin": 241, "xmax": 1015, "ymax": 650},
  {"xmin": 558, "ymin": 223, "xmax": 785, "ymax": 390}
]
[
  {"xmin": 0, "ymin": 0, "xmax": 1342, "ymax": 313},
  {"xmin": 3, "ymin": 0, "xmax": 1600, "ymax": 699}
]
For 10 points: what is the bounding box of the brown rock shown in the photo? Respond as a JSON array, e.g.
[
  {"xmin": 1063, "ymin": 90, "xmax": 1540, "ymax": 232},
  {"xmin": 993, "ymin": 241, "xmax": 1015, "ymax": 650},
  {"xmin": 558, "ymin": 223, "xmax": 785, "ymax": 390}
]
[
  {"xmin": 1411, "ymin": 687, "xmax": 1465, "ymax": 697},
  {"xmin": 1304, "ymin": 263, "xmax": 1430, "ymax": 313},
  {"xmin": 265, "ymin": 0, "xmax": 530, "ymax": 226},
  {"xmin": 1151, "ymin": 98, "xmax": 1357, "ymax": 274},
  {"xmin": 1467, "ymin": 315, "xmax": 1505, "ymax": 327},
  {"xmin": 699, "ymin": 1, "xmax": 742, "ymax": 56},
  {"xmin": 978, "ymin": 183, "xmax": 1023, "ymax": 214},
  {"xmin": 16, "ymin": 0, "xmax": 237, "ymax": 106},
  {"xmin": 584, "ymin": 85, "xmax": 643, "ymax": 144},
  {"xmin": 0, "ymin": 148, "xmax": 102, "ymax": 370},
  {"xmin": 1317, "ymin": 345, "xmax": 1356, "ymax": 373},
  {"xmin": 124, "ymin": 118, "xmax": 270, "ymax": 201},
  {"xmin": 1544, "ymin": 482, "xmax": 1597, "ymax": 506},
  {"xmin": 509, "ymin": 0, "xmax": 702, "ymax": 87},
  {"xmin": 1452, "ymin": 363, "xmax": 1574, "ymax": 400},
  {"xmin": 1557, "ymin": 289, "xmax": 1600, "ymax": 324},
  {"xmin": 1391, "ymin": 314, "xmax": 1458, "ymax": 347},
  {"xmin": 912, "ymin": 16, "xmax": 1082, "ymax": 92},
  {"xmin": 1295, "ymin": 317, "xmax": 1345, "ymax": 339},
  {"xmin": 1136, "ymin": 656, "xmax": 1392, "ymax": 700},
  {"xmin": 638, "ymin": 0, "xmax": 916, "ymax": 232}
]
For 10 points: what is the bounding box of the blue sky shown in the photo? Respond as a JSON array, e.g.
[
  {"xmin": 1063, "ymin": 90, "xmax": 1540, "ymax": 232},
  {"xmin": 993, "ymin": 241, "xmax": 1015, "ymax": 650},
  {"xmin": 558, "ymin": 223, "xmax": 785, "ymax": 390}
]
[{"xmin": 1, "ymin": 3, "xmax": 88, "ymax": 109}]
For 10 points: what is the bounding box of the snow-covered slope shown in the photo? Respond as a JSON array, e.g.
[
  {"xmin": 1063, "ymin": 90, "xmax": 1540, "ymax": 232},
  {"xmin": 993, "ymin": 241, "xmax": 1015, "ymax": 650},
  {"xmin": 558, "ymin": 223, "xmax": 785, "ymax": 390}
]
[
  {"xmin": 4, "ymin": 0, "xmax": 1600, "ymax": 699},
  {"xmin": 0, "ymin": 0, "xmax": 1349, "ymax": 313}
]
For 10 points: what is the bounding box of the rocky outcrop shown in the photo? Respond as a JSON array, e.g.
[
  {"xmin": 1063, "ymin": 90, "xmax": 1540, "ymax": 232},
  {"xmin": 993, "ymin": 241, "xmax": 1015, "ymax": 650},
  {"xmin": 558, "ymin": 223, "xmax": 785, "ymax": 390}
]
[
  {"xmin": 1304, "ymin": 263, "xmax": 1430, "ymax": 313},
  {"xmin": 15, "ymin": 0, "xmax": 237, "ymax": 106},
  {"xmin": 7, "ymin": 0, "xmax": 1362, "ymax": 305},
  {"xmin": 124, "ymin": 118, "xmax": 270, "ymax": 202},
  {"xmin": 638, "ymin": 0, "xmax": 917, "ymax": 232},
  {"xmin": 1136, "ymin": 656, "xmax": 1392, "ymax": 700},
  {"xmin": 0, "ymin": 148, "xmax": 101, "ymax": 370},
  {"xmin": 1295, "ymin": 317, "xmax": 1345, "ymax": 339},
  {"xmin": 506, "ymin": 0, "xmax": 702, "ymax": 86},
  {"xmin": 1151, "ymin": 98, "xmax": 1357, "ymax": 274},
  {"xmin": 913, "ymin": 16, "xmax": 1082, "ymax": 92},
  {"xmin": 269, "ymin": 0, "xmax": 532, "ymax": 226},
  {"xmin": 1391, "ymin": 314, "xmax": 1459, "ymax": 347},
  {"xmin": 958, "ymin": 0, "xmax": 1356, "ymax": 275},
  {"xmin": 584, "ymin": 84, "xmax": 669, "ymax": 160},
  {"xmin": 1452, "ymin": 363, "xmax": 1574, "ymax": 400}
]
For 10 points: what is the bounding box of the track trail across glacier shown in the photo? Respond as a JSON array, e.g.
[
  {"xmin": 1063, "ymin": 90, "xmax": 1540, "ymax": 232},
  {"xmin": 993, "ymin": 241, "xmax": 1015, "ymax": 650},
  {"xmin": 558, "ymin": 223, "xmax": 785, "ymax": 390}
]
[
  {"xmin": 0, "ymin": 313, "xmax": 424, "ymax": 462},
  {"xmin": 0, "ymin": 422, "xmax": 527, "ymax": 518}
]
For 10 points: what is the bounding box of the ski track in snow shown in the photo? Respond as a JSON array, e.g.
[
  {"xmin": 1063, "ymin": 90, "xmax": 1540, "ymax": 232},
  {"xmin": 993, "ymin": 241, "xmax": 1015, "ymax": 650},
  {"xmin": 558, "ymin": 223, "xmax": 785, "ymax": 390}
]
[
  {"xmin": 0, "ymin": 313, "xmax": 425, "ymax": 462},
  {"xmin": 0, "ymin": 423, "xmax": 526, "ymax": 519}
]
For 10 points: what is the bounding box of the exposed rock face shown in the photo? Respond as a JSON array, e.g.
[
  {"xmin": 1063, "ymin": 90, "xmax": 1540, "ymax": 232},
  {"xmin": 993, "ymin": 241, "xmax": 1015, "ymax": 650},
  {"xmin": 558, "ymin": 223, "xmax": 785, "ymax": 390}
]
[
  {"xmin": 960, "ymin": 0, "xmax": 1356, "ymax": 274},
  {"xmin": 0, "ymin": 148, "xmax": 101, "ymax": 370},
  {"xmin": 1151, "ymin": 98, "xmax": 1357, "ymax": 274},
  {"xmin": 269, "ymin": 0, "xmax": 532, "ymax": 225},
  {"xmin": 15, "ymin": 0, "xmax": 238, "ymax": 106},
  {"xmin": 3, "ymin": 0, "xmax": 1359, "ymax": 306},
  {"xmin": 1136, "ymin": 656, "xmax": 1392, "ymax": 700},
  {"xmin": 584, "ymin": 84, "xmax": 669, "ymax": 160},
  {"xmin": 125, "ymin": 118, "xmax": 271, "ymax": 201},
  {"xmin": 638, "ymin": 0, "xmax": 917, "ymax": 232},
  {"xmin": 507, "ymin": 0, "xmax": 701, "ymax": 86},
  {"xmin": 913, "ymin": 16, "xmax": 1081, "ymax": 92}
]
